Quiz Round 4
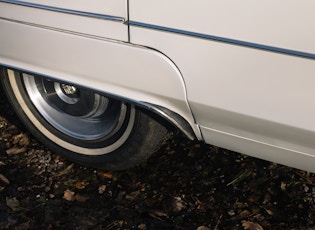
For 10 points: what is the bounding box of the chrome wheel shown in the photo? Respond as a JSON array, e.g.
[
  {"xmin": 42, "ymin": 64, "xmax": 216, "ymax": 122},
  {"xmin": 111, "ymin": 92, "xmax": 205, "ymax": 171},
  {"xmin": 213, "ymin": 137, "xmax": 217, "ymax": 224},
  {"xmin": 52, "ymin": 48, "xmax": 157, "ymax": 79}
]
[
  {"xmin": 1, "ymin": 69, "xmax": 168, "ymax": 170},
  {"xmin": 23, "ymin": 74, "xmax": 130, "ymax": 141},
  {"xmin": 10, "ymin": 72, "xmax": 136, "ymax": 155}
]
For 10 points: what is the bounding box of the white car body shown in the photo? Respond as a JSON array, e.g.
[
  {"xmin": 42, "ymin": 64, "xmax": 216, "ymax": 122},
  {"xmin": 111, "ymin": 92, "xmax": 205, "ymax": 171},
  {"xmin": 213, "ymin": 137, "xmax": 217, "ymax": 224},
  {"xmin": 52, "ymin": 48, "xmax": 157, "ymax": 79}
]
[{"xmin": 1, "ymin": 0, "xmax": 315, "ymax": 172}]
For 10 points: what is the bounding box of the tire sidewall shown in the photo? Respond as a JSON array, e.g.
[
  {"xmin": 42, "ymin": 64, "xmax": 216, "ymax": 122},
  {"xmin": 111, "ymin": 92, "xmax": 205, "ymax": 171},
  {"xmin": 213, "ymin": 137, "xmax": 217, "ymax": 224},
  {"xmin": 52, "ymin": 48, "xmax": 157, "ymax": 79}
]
[{"xmin": 1, "ymin": 69, "xmax": 166, "ymax": 170}]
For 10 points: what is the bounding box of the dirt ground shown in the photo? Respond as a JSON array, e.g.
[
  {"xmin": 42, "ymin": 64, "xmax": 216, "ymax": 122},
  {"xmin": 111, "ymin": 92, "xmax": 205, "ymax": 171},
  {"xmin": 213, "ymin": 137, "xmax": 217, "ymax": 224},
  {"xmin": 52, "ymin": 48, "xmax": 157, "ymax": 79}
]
[{"xmin": 0, "ymin": 90, "xmax": 315, "ymax": 230}]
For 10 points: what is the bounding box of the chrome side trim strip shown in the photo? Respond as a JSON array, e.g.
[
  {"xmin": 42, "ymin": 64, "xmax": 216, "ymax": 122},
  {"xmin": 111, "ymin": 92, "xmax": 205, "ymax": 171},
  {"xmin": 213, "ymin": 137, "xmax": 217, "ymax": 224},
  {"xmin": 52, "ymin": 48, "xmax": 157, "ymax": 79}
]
[
  {"xmin": 129, "ymin": 21, "xmax": 315, "ymax": 60},
  {"xmin": 0, "ymin": 0, "xmax": 125, "ymax": 22},
  {"xmin": 0, "ymin": 17, "xmax": 123, "ymax": 42}
]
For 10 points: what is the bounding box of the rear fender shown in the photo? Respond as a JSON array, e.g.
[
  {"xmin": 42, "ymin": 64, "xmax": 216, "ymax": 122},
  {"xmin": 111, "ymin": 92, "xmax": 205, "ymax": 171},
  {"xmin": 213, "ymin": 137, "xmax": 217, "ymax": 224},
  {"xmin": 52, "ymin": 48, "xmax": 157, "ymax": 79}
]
[{"xmin": 0, "ymin": 19, "xmax": 201, "ymax": 139}]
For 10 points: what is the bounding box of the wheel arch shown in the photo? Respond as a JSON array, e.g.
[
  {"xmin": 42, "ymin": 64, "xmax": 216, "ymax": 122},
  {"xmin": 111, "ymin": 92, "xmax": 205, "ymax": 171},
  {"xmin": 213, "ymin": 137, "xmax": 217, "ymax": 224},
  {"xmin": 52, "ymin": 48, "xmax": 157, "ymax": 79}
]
[{"xmin": 0, "ymin": 19, "xmax": 201, "ymax": 140}]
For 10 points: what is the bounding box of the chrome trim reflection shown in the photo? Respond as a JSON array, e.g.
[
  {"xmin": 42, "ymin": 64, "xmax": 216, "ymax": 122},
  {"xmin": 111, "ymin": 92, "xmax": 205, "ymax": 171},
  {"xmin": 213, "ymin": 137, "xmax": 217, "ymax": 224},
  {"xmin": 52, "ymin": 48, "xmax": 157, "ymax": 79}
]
[
  {"xmin": 54, "ymin": 82, "xmax": 79, "ymax": 105},
  {"xmin": 141, "ymin": 103, "xmax": 196, "ymax": 140},
  {"xmin": 129, "ymin": 21, "xmax": 315, "ymax": 60},
  {"xmin": 0, "ymin": 0, "xmax": 125, "ymax": 22}
]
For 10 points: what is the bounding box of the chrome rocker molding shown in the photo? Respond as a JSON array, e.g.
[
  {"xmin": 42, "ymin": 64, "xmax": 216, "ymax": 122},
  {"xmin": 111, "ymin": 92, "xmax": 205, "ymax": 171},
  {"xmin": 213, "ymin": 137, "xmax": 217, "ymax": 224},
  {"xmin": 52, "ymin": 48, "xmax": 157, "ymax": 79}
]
[
  {"xmin": 128, "ymin": 21, "xmax": 315, "ymax": 60},
  {"xmin": 0, "ymin": 65, "xmax": 196, "ymax": 141},
  {"xmin": 0, "ymin": 0, "xmax": 125, "ymax": 22}
]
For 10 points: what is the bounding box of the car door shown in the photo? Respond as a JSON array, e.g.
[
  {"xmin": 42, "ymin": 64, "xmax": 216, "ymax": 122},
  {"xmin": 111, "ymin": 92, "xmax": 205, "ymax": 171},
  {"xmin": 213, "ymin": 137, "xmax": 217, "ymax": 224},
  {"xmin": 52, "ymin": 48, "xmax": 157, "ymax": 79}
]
[{"xmin": 0, "ymin": 0, "xmax": 128, "ymax": 41}]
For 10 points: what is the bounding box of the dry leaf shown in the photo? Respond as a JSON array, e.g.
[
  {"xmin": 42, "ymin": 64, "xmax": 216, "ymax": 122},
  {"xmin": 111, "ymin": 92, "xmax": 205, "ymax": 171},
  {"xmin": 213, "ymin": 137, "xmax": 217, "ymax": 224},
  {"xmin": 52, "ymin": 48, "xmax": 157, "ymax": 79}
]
[
  {"xmin": 138, "ymin": 224, "xmax": 147, "ymax": 230},
  {"xmin": 239, "ymin": 210, "xmax": 251, "ymax": 217},
  {"xmin": 0, "ymin": 173, "xmax": 10, "ymax": 184},
  {"xmin": 74, "ymin": 194, "xmax": 89, "ymax": 202},
  {"xmin": 196, "ymin": 226, "xmax": 211, "ymax": 230},
  {"xmin": 242, "ymin": 221, "xmax": 264, "ymax": 230},
  {"xmin": 6, "ymin": 197, "xmax": 20, "ymax": 211},
  {"xmin": 75, "ymin": 180, "xmax": 89, "ymax": 190},
  {"xmin": 98, "ymin": 185, "xmax": 107, "ymax": 194},
  {"xmin": 149, "ymin": 210, "xmax": 168, "ymax": 218},
  {"xmin": 125, "ymin": 191, "xmax": 140, "ymax": 201},
  {"xmin": 63, "ymin": 189, "xmax": 75, "ymax": 201},
  {"xmin": 6, "ymin": 147, "xmax": 26, "ymax": 155},
  {"xmin": 263, "ymin": 207, "xmax": 273, "ymax": 216},
  {"xmin": 98, "ymin": 171, "xmax": 113, "ymax": 179},
  {"xmin": 13, "ymin": 133, "xmax": 30, "ymax": 146},
  {"xmin": 172, "ymin": 196, "xmax": 186, "ymax": 212},
  {"xmin": 280, "ymin": 182, "xmax": 286, "ymax": 191},
  {"xmin": 55, "ymin": 164, "xmax": 73, "ymax": 177}
]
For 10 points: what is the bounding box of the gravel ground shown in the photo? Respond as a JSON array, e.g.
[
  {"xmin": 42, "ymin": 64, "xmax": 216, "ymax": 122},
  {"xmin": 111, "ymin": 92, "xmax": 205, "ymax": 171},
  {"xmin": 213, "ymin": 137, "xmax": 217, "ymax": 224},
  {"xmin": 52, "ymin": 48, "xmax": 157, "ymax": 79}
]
[{"xmin": 1, "ymin": 87, "xmax": 315, "ymax": 229}]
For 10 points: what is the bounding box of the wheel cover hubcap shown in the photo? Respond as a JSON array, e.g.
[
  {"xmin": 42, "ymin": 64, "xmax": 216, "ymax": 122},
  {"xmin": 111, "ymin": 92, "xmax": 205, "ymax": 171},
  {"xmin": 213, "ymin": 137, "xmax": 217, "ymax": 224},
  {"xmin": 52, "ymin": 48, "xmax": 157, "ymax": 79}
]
[{"xmin": 22, "ymin": 74, "xmax": 131, "ymax": 141}]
